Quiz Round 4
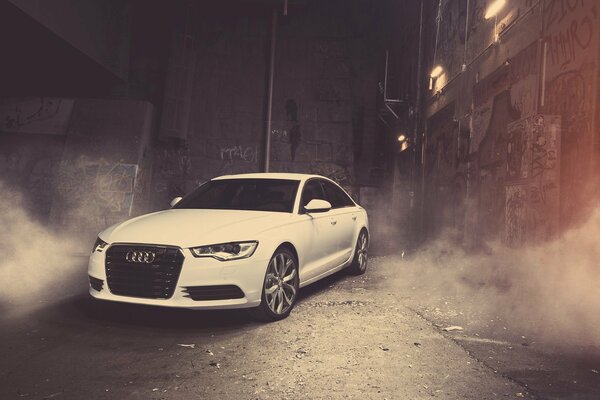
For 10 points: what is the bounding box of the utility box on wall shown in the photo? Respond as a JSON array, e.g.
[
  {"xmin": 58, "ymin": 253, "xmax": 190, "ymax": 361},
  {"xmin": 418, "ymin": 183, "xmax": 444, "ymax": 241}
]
[{"xmin": 504, "ymin": 115, "xmax": 561, "ymax": 246}]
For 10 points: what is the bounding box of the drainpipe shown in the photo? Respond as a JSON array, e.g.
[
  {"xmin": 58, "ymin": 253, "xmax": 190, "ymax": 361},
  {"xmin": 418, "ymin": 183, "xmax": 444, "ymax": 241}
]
[
  {"xmin": 413, "ymin": 0, "xmax": 425, "ymax": 244},
  {"xmin": 264, "ymin": 7, "xmax": 277, "ymax": 172}
]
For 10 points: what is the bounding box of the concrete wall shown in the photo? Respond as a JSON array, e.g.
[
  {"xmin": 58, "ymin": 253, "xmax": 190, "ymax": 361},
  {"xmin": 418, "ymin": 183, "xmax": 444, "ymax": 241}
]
[
  {"xmin": 50, "ymin": 99, "xmax": 154, "ymax": 239},
  {"xmin": 0, "ymin": 98, "xmax": 153, "ymax": 244},
  {"xmin": 415, "ymin": 0, "xmax": 600, "ymax": 246}
]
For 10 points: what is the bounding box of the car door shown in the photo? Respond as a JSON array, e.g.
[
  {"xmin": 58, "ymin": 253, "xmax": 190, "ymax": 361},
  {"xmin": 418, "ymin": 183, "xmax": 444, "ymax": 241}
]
[
  {"xmin": 321, "ymin": 179, "xmax": 359, "ymax": 264},
  {"xmin": 297, "ymin": 179, "xmax": 338, "ymax": 282}
]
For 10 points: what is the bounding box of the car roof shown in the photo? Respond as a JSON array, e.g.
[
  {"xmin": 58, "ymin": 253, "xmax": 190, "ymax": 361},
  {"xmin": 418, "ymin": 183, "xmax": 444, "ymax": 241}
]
[{"xmin": 212, "ymin": 172, "xmax": 326, "ymax": 182}]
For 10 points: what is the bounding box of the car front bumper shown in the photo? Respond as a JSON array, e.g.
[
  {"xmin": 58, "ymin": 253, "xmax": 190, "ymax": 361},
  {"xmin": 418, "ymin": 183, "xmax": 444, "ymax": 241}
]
[{"xmin": 87, "ymin": 245, "xmax": 269, "ymax": 309}]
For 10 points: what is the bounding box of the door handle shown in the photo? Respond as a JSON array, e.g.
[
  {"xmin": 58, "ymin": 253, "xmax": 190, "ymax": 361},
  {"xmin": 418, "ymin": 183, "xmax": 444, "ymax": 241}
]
[
  {"xmin": 352, "ymin": 215, "xmax": 357, "ymax": 221},
  {"xmin": 331, "ymin": 219, "xmax": 337, "ymax": 225}
]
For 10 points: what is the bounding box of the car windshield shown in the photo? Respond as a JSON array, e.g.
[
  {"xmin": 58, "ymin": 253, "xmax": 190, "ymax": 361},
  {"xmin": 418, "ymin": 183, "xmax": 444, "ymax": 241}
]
[{"xmin": 174, "ymin": 178, "xmax": 300, "ymax": 213}]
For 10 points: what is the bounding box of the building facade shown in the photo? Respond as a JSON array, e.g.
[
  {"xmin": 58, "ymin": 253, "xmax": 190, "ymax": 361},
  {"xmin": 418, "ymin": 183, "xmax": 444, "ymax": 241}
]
[{"xmin": 397, "ymin": 0, "xmax": 600, "ymax": 247}]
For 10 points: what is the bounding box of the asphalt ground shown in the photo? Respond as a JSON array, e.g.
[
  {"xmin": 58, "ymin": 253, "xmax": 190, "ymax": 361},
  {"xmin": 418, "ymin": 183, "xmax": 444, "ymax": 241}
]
[{"xmin": 1, "ymin": 254, "xmax": 597, "ymax": 399}]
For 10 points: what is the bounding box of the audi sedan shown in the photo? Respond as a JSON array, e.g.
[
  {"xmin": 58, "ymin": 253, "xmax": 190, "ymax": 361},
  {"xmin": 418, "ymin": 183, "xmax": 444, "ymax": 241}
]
[{"xmin": 88, "ymin": 173, "xmax": 369, "ymax": 321}]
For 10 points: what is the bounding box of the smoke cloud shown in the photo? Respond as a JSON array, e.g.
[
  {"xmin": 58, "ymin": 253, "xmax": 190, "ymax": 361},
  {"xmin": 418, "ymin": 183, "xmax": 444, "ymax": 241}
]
[
  {"xmin": 385, "ymin": 207, "xmax": 600, "ymax": 347},
  {"xmin": 0, "ymin": 180, "xmax": 87, "ymax": 316}
]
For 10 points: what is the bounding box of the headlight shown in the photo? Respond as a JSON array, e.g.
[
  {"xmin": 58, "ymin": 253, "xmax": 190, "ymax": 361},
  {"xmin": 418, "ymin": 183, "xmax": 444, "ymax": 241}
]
[
  {"xmin": 190, "ymin": 241, "xmax": 258, "ymax": 261},
  {"xmin": 92, "ymin": 237, "xmax": 108, "ymax": 253}
]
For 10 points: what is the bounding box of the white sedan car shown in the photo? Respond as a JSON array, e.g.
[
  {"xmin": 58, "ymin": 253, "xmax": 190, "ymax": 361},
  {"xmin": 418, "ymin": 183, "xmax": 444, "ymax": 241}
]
[{"xmin": 88, "ymin": 173, "xmax": 369, "ymax": 320}]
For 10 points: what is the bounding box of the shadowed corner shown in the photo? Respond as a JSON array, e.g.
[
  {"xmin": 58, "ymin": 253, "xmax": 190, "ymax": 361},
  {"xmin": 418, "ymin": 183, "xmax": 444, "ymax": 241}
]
[
  {"xmin": 504, "ymin": 347, "xmax": 600, "ymax": 398},
  {"xmin": 76, "ymin": 295, "xmax": 256, "ymax": 330}
]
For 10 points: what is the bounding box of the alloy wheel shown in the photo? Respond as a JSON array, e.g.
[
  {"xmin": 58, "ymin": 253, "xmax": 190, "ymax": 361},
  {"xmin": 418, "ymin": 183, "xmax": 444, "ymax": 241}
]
[
  {"xmin": 357, "ymin": 232, "xmax": 368, "ymax": 271},
  {"xmin": 264, "ymin": 252, "xmax": 298, "ymax": 315}
]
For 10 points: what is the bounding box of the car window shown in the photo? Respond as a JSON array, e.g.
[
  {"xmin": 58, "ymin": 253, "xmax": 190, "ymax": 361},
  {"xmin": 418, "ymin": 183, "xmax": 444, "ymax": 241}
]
[
  {"xmin": 321, "ymin": 180, "xmax": 355, "ymax": 209},
  {"xmin": 300, "ymin": 180, "xmax": 327, "ymax": 212},
  {"xmin": 174, "ymin": 179, "xmax": 300, "ymax": 213}
]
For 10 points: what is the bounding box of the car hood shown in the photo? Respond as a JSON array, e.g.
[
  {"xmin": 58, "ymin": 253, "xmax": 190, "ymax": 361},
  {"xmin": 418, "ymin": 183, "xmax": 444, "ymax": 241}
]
[{"xmin": 99, "ymin": 209, "xmax": 293, "ymax": 248}]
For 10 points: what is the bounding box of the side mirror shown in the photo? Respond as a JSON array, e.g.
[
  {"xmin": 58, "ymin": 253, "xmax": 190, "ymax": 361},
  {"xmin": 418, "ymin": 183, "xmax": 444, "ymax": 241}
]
[
  {"xmin": 304, "ymin": 199, "xmax": 332, "ymax": 214},
  {"xmin": 170, "ymin": 196, "xmax": 183, "ymax": 208}
]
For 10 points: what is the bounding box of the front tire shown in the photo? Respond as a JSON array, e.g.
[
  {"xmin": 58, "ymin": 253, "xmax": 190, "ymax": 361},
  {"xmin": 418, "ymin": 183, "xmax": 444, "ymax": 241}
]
[
  {"xmin": 252, "ymin": 247, "xmax": 299, "ymax": 322},
  {"xmin": 347, "ymin": 230, "xmax": 368, "ymax": 275}
]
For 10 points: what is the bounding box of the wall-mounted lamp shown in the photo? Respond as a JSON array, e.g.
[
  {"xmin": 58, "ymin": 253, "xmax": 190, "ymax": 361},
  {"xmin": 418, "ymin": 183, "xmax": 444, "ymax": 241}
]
[
  {"xmin": 430, "ymin": 65, "xmax": 444, "ymax": 78},
  {"xmin": 397, "ymin": 134, "xmax": 409, "ymax": 151},
  {"xmin": 484, "ymin": 0, "xmax": 506, "ymax": 19},
  {"xmin": 429, "ymin": 65, "xmax": 443, "ymax": 90}
]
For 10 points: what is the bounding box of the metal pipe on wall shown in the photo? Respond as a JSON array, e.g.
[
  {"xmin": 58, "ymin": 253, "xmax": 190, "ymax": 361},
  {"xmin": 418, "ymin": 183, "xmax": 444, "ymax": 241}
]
[
  {"xmin": 414, "ymin": 0, "xmax": 425, "ymax": 243},
  {"xmin": 264, "ymin": 7, "xmax": 277, "ymax": 172}
]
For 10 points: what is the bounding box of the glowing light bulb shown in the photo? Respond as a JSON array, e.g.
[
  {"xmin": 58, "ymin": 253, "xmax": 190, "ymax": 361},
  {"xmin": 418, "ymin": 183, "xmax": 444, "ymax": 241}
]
[
  {"xmin": 485, "ymin": 0, "xmax": 506, "ymax": 19},
  {"xmin": 430, "ymin": 65, "xmax": 443, "ymax": 78}
]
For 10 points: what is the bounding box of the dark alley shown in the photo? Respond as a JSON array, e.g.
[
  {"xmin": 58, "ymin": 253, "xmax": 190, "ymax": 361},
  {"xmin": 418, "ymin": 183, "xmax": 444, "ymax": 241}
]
[{"xmin": 2, "ymin": 0, "xmax": 600, "ymax": 399}]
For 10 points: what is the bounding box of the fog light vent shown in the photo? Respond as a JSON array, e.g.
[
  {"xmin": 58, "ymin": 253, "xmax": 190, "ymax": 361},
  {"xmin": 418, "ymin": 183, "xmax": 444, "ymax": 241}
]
[
  {"xmin": 89, "ymin": 275, "xmax": 104, "ymax": 292},
  {"xmin": 182, "ymin": 285, "xmax": 245, "ymax": 301}
]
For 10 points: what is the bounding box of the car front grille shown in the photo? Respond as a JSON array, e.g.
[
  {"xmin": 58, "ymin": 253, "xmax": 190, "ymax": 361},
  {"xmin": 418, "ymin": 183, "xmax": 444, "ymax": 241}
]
[
  {"xmin": 105, "ymin": 244, "xmax": 184, "ymax": 299},
  {"xmin": 182, "ymin": 285, "xmax": 245, "ymax": 301},
  {"xmin": 89, "ymin": 275, "xmax": 104, "ymax": 292}
]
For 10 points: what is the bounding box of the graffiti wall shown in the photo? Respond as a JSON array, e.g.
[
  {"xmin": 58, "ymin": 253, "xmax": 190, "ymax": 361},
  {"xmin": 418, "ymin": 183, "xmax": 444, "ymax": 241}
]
[
  {"xmin": 0, "ymin": 97, "xmax": 74, "ymax": 135},
  {"xmin": 0, "ymin": 98, "xmax": 154, "ymax": 241},
  {"xmin": 541, "ymin": 0, "xmax": 600, "ymax": 226},
  {"xmin": 52, "ymin": 157, "xmax": 139, "ymax": 231},
  {"xmin": 423, "ymin": 105, "xmax": 460, "ymax": 236},
  {"xmin": 505, "ymin": 115, "xmax": 561, "ymax": 246},
  {"xmin": 420, "ymin": 0, "xmax": 598, "ymax": 246}
]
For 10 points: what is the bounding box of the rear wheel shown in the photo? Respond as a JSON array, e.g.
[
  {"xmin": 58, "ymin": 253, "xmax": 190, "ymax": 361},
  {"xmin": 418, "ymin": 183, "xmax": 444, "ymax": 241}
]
[
  {"xmin": 347, "ymin": 230, "xmax": 368, "ymax": 275},
  {"xmin": 253, "ymin": 247, "xmax": 299, "ymax": 321}
]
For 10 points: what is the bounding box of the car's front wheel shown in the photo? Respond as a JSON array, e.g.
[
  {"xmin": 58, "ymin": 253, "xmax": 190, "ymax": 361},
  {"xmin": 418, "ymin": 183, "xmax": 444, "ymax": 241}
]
[{"xmin": 253, "ymin": 247, "xmax": 299, "ymax": 321}]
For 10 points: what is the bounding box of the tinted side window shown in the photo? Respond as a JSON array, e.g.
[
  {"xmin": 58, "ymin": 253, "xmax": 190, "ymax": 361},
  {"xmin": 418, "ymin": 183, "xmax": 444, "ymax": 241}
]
[
  {"xmin": 322, "ymin": 180, "xmax": 355, "ymax": 208},
  {"xmin": 300, "ymin": 180, "xmax": 326, "ymax": 211}
]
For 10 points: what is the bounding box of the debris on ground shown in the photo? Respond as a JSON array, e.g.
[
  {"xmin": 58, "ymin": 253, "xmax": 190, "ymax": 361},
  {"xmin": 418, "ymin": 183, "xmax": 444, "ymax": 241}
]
[
  {"xmin": 414, "ymin": 342, "xmax": 422, "ymax": 347},
  {"xmin": 206, "ymin": 349, "xmax": 214, "ymax": 356},
  {"xmin": 177, "ymin": 344, "xmax": 196, "ymax": 349},
  {"xmin": 209, "ymin": 362, "xmax": 221, "ymax": 369},
  {"xmin": 295, "ymin": 348, "xmax": 308, "ymax": 359},
  {"xmin": 378, "ymin": 345, "xmax": 390, "ymax": 351},
  {"xmin": 302, "ymin": 300, "xmax": 368, "ymax": 308},
  {"xmin": 442, "ymin": 326, "xmax": 464, "ymax": 332},
  {"xmin": 592, "ymin": 369, "xmax": 599, "ymax": 374},
  {"xmin": 43, "ymin": 392, "xmax": 63, "ymax": 399}
]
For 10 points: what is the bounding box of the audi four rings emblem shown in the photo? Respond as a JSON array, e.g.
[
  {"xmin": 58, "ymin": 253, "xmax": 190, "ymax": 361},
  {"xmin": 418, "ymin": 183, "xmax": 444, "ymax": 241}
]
[{"xmin": 125, "ymin": 250, "xmax": 156, "ymax": 263}]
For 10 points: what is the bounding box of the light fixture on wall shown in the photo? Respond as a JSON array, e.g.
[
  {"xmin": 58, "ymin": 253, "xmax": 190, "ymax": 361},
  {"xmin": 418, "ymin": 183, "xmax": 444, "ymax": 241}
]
[
  {"xmin": 430, "ymin": 65, "xmax": 443, "ymax": 78},
  {"xmin": 429, "ymin": 65, "xmax": 443, "ymax": 90},
  {"xmin": 485, "ymin": 0, "xmax": 507, "ymax": 42},
  {"xmin": 484, "ymin": 0, "xmax": 506, "ymax": 19},
  {"xmin": 397, "ymin": 133, "xmax": 409, "ymax": 151}
]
